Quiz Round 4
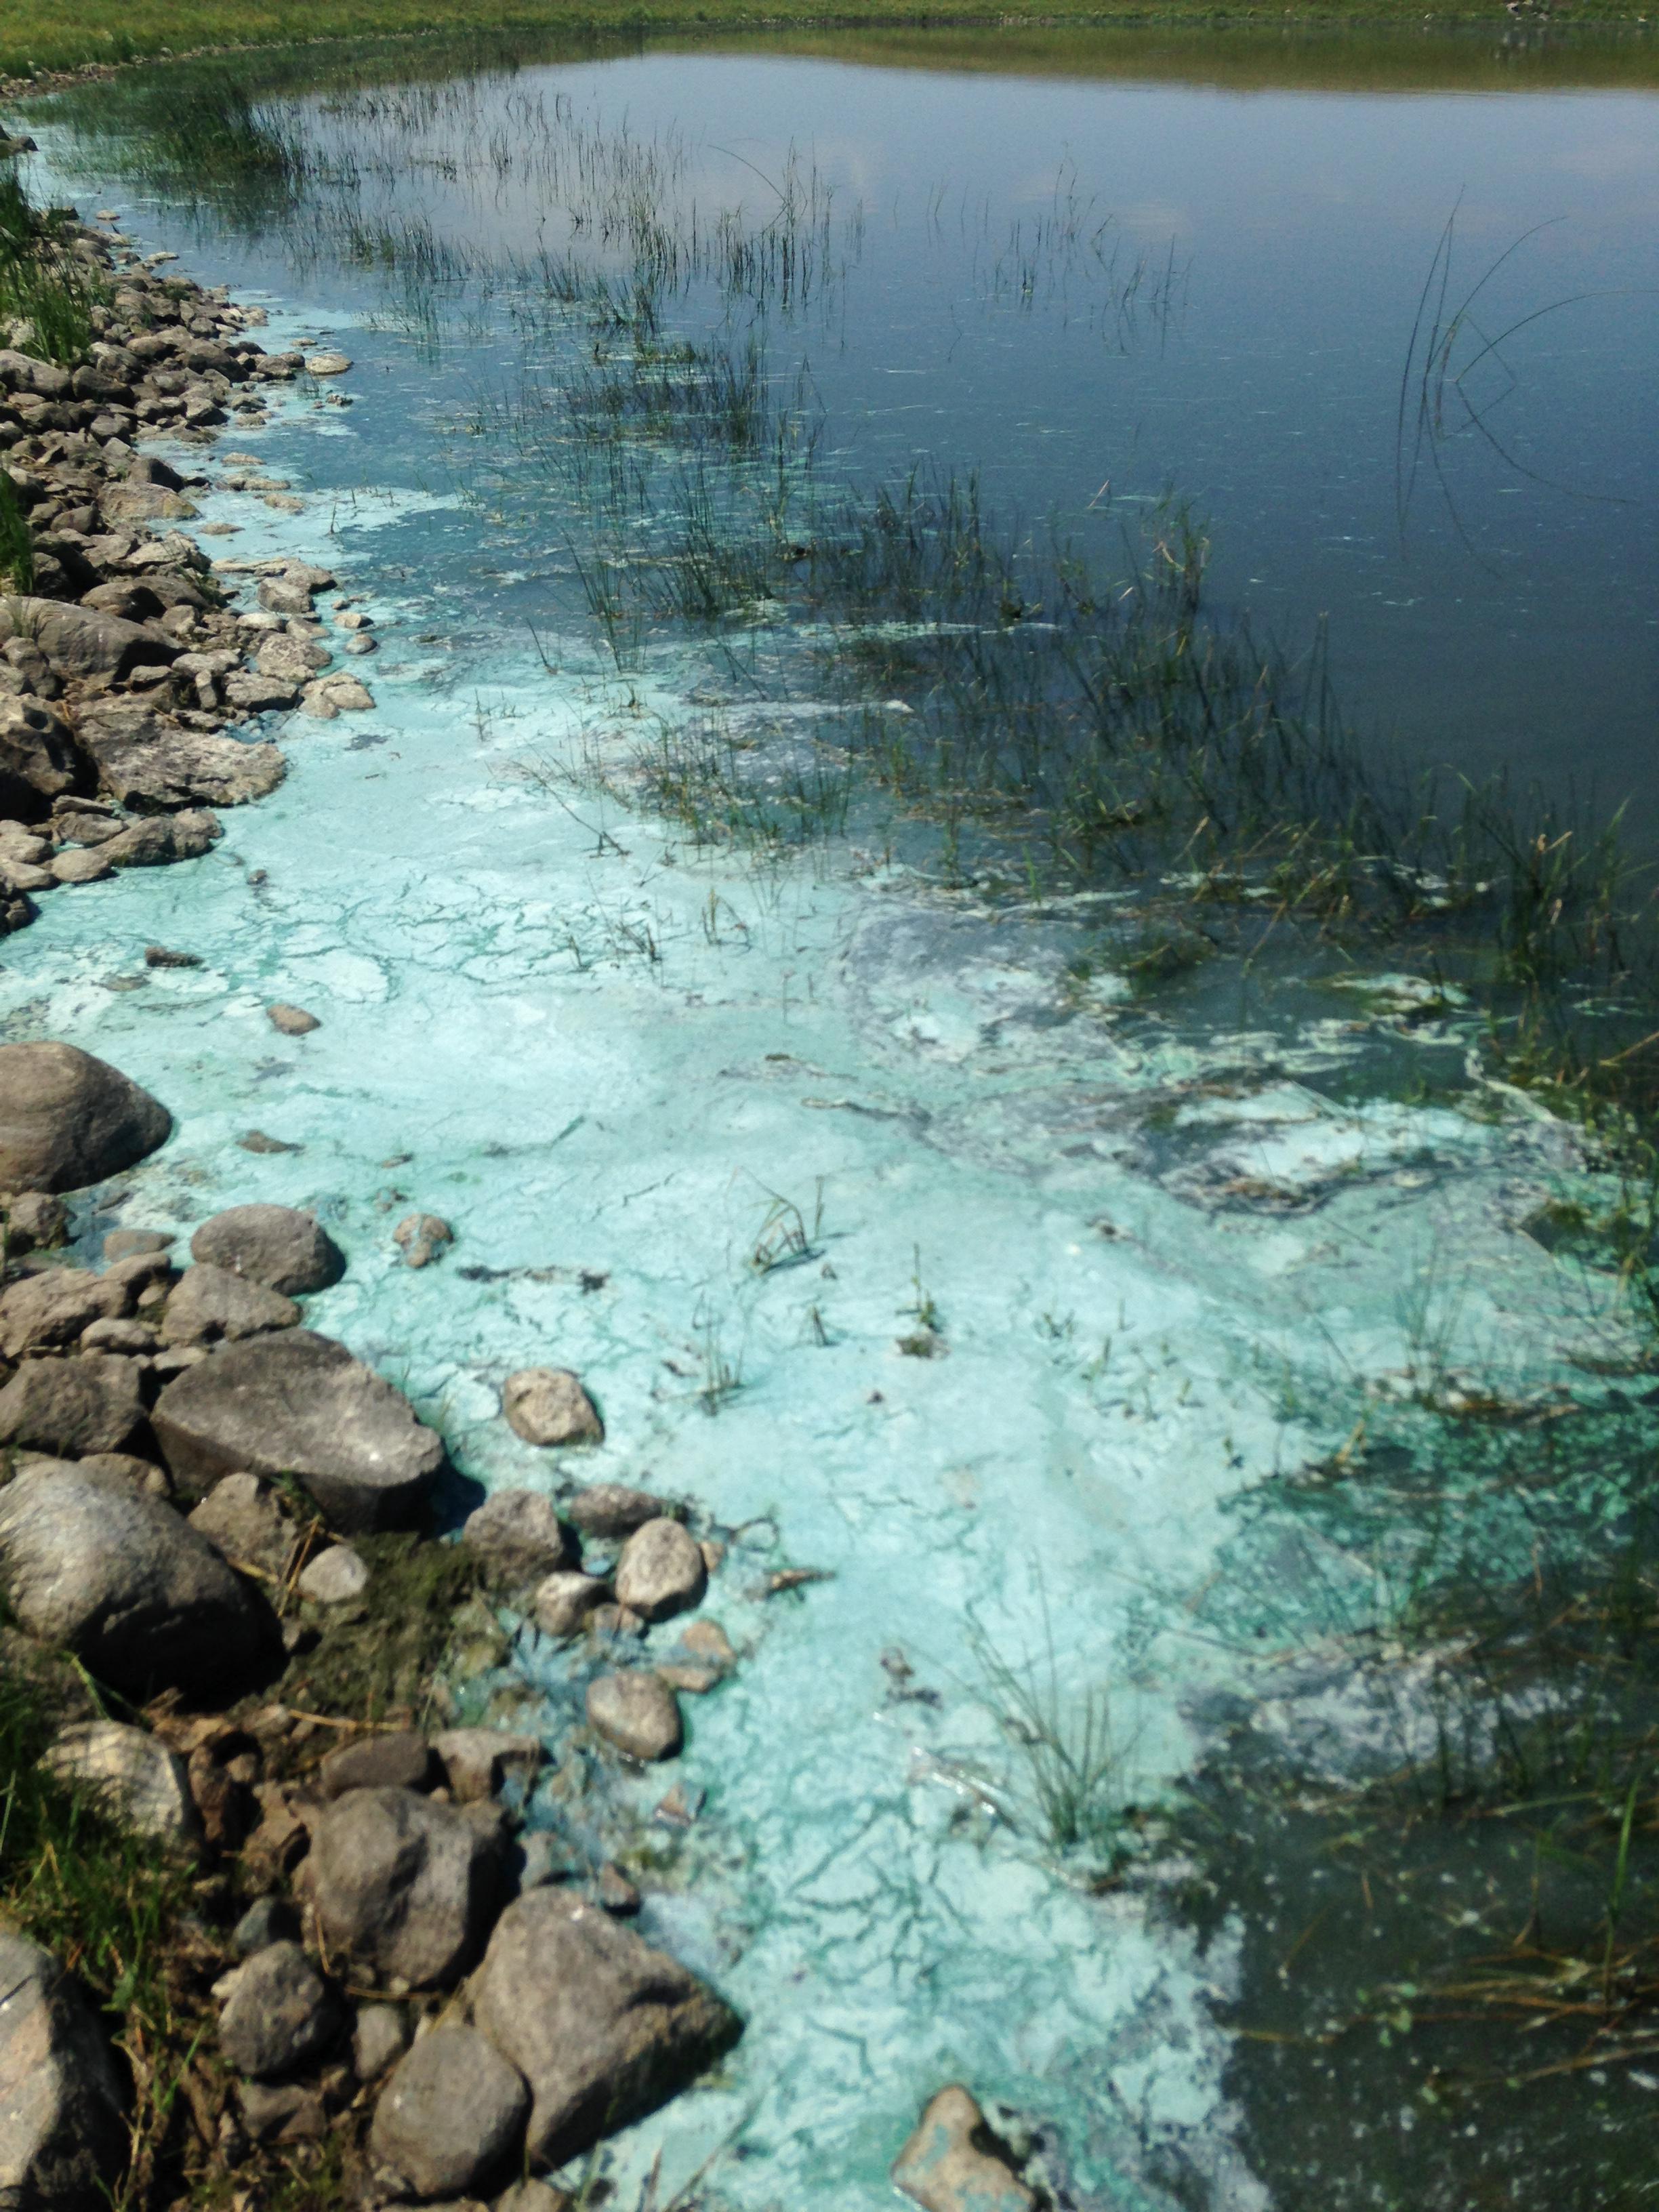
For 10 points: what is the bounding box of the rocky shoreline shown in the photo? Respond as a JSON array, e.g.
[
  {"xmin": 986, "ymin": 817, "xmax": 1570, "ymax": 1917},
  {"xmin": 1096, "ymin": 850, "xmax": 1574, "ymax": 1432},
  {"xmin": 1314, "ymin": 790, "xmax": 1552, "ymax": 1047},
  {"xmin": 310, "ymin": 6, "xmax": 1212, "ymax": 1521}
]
[{"xmin": 0, "ymin": 147, "xmax": 1047, "ymax": 2212}]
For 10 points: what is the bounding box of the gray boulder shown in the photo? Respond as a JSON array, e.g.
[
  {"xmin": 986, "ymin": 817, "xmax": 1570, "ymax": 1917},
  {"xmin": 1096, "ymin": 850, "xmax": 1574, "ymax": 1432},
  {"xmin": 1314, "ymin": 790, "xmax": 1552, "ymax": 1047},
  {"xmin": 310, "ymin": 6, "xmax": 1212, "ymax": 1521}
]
[
  {"xmin": 44, "ymin": 1721, "xmax": 199, "ymax": 1845},
  {"xmin": 0, "ymin": 1269, "xmax": 129, "ymax": 1359},
  {"xmin": 0, "ymin": 1461, "xmax": 265, "ymax": 1695},
  {"xmin": 0, "ymin": 1354, "xmax": 146, "ymax": 1455},
  {"xmin": 255, "ymin": 633, "xmax": 330, "ymax": 684},
  {"xmin": 102, "ymin": 811, "xmax": 223, "ymax": 867},
  {"xmin": 0, "ymin": 697, "xmax": 88, "ymax": 822},
  {"xmin": 159, "ymin": 1263, "xmax": 299, "ymax": 1347},
  {"xmin": 0, "ymin": 594, "xmax": 176, "ymax": 680},
  {"xmin": 368, "ymin": 2025, "xmax": 528, "ymax": 2200},
  {"xmin": 586, "ymin": 1672, "xmax": 682, "ymax": 1763},
  {"xmin": 461, "ymin": 1490, "xmax": 575, "ymax": 1589},
  {"xmin": 351, "ymin": 2003, "xmax": 409, "ymax": 2083},
  {"xmin": 150, "ymin": 1330, "xmax": 444, "ymax": 1530},
  {"xmin": 190, "ymin": 1203, "xmax": 344, "ymax": 1294},
  {"xmin": 309, "ymin": 1787, "xmax": 499, "ymax": 1989},
  {"xmin": 295, "ymin": 1543, "xmax": 369, "ymax": 1603},
  {"xmin": 531, "ymin": 1572, "xmax": 609, "ymax": 1640},
  {"xmin": 0, "ymin": 1042, "xmax": 170, "ymax": 1193},
  {"xmin": 218, "ymin": 1943, "xmax": 340, "ymax": 2081},
  {"xmin": 0, "ymin": 1933, "xmax": 127, "ymax": 2211},
  {"xmin": 75, "ymin": 699, "xmax": 284, "ymax": 811},
  {"xmin": 470, "ymin": 1889, "xmax": 740, "ymax": 2168},
  {"xmin": 565, "ymin": 1483, "xmax": 679, "ymax": 1540},
  {"xmin": 613, "ymin": 1519, "xmax": 706, "ymax": 1624}
]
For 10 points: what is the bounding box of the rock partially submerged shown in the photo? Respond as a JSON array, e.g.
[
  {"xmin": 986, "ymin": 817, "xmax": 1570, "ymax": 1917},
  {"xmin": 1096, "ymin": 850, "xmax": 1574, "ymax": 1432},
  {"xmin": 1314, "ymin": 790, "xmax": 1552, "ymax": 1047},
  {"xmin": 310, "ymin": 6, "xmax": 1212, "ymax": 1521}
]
[
  {"xmin": 470, "ymin": 1889, "xmax": 740, "ymax": 2169},
  {"xmin": 0, "ymin": 1041, "xmax": 170, "ymax": 1192},
  {"xmin": 501, "ymin": 1367, "xmax": 602, "ymax": 1448},
  {"xmin": 151, "ymin": 1329, "xmax": 443, "ymax": 1528},
  {"xmin": 190, "ymin": 1202, "xmax": 345, "ymax": 1294},
  {"xmin": 0, "ymin": 1932, "xmax": 127, "ymax": 2212},
  {"xmin": 585, "ymin": 1671, "xmax": 683, "ymax": 1763},
  {"xmin": 614, "ymin": 1517, "xmax": 706, "ymax": 1624},
  {"xmin": 890, "ymin": 2087, "xmax": 1038, "ymax": 2212},
  {"xmin": 462, "ymin": 1489, "xmax": 575, "ymax": 1589}
]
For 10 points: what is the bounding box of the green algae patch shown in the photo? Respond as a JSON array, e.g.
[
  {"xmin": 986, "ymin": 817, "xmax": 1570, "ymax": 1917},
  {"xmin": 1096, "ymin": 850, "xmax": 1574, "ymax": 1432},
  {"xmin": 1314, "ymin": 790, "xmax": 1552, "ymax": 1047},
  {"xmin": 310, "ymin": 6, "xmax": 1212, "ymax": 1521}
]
[{"xmin": 274, "ymin": 1530, "xmax": 495, "ymax": 1729}]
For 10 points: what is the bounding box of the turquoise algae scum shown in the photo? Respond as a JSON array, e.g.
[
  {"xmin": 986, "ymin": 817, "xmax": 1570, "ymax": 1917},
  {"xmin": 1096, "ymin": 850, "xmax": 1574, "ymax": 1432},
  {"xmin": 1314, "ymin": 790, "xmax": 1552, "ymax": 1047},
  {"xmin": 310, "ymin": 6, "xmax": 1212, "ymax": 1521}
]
[{"xmin": 11, "ymin": 33, "xmax": 1659, "ymax": 2207}]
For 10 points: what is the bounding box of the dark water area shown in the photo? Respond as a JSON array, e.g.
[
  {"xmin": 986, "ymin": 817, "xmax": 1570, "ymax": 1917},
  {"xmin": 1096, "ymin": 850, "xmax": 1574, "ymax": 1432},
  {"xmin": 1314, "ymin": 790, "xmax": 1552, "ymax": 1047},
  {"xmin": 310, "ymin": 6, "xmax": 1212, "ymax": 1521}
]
[{"xmin": 39, "ymin": 22, "xmax": 1659, "ymax": 826}]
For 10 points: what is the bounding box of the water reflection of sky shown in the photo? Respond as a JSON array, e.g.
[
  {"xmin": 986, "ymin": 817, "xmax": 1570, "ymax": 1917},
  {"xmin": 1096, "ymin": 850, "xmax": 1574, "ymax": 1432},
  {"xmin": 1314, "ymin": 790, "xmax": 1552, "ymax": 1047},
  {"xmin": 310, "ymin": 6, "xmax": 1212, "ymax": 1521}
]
[{"xmin": 264, "ymin": 45, "xmax": 1659, "ymax": 815}]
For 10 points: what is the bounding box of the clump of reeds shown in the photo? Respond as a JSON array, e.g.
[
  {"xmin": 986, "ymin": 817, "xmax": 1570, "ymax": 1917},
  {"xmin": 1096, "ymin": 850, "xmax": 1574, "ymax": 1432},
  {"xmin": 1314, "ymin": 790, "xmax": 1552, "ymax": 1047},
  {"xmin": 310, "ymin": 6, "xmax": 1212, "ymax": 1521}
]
[{"xmin": 0, "ymin": 166, "xmax": 102, "ymax": 364}]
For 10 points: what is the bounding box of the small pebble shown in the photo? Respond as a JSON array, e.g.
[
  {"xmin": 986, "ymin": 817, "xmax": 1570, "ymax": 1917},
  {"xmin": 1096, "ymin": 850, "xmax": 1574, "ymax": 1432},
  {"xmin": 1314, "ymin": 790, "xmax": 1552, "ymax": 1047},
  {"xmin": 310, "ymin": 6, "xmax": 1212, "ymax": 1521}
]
[
  {"xmin": 393, "ymin": 1212, "xmax": 453, "ymax": 1268},
  {"xmin": 296, "ymin": 1544, "xmax": 369, "ymax": 1604}
]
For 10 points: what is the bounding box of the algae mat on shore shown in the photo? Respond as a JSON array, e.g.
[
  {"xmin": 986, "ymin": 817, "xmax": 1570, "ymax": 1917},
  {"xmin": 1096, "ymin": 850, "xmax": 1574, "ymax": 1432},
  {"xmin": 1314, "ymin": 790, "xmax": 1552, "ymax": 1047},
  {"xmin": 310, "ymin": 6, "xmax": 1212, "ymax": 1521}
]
[{"xmin": 9, "ymin": 26, "xmax": 1659, "ymax": 2207}]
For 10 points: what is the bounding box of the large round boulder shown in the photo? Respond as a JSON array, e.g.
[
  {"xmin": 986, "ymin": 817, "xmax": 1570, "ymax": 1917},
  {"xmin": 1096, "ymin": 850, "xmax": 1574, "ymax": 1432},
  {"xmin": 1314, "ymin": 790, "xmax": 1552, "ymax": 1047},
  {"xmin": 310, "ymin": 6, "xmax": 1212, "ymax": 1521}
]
[
  {"xmin": 189, "ymin": 1203, "xmax": 345, "ymax": 1295},
  {"xmin": 0, "ymin": 1933, "xmax": 127, "ymax": 2211},
  {"xmin": 309, "ymin": 1787, "xmax": 499, "ymax": 1990},
  {"xmin": 0, "ymin": 1043, "xmax": 170, "ymax": 1193},
  {"xmin": 470, "ymin": 1889, "xmax": 740, "ymax": 2169},
  {"xmin": 369, "ymin": 2025, "xmax": 528, "ymax": 2199},
  {"xmin": 150, "ymin": 1330, "xmax": 443, "ymax": 1528},
  {"xmin": 0, "ymin": 1460, "xmax": 266, "ymax": 1696}
]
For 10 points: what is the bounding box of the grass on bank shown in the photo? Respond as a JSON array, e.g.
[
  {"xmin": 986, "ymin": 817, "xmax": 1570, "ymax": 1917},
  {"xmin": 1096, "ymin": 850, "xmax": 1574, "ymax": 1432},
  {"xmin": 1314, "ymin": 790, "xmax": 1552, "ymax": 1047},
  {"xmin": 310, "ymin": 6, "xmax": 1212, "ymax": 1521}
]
[
  {"xmin": 1, "ymin": 0, "xmax": 1656, "ymax": 89},
  {"xmin": 0, "ymin": 1651, "xmax": 215, "ymax": 2211}
]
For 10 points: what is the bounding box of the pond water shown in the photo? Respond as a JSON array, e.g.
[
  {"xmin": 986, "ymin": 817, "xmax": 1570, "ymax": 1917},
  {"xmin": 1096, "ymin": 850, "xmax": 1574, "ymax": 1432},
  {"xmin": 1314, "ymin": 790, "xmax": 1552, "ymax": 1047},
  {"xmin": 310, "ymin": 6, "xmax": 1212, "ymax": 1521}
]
[{"xmin": 9, "ymin": 25, "xmax": 1659, "ymax": 2209}]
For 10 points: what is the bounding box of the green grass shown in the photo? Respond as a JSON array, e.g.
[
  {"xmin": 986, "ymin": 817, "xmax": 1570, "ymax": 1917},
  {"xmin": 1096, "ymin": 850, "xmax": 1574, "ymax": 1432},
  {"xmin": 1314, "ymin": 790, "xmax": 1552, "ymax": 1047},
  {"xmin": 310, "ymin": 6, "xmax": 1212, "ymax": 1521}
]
[
  {"xmin": 2, "ymin": 0, "xmax": 1656, "ymax": 90},
  {"xmin": 0, "ymin": 1650, "xmax": 207, "ymax": 2210},
  {"xmin": 0, "ymin": 163, "xmax": 104, "ymax": 363}
]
